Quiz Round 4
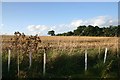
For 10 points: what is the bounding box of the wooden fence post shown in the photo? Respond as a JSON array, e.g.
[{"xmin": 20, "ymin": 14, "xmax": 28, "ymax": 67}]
[
  {"xmin": 43, "ymin": 49, "xmax": 46, "ymax": 76},
  {"xmin": 8, "ymin": 49, "xmax": 11, "ymax": 72},
  {"xmin": 85, "ymin": 49, "xmax": 87, "ymax": 71},
  {"xmin": 17, "ymin": 52, "xmax": 19, "ymax": 77},
  {"xmin": 29, "ymin": 52, "xmax": 32, "ymax": 69},
  {"xmin": 104, "ymin": 48, "xmax": 108, "ymax": 63}
]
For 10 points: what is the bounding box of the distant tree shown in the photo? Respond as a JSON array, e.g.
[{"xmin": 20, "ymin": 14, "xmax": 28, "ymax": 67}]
[
  {"xmin": 56, "ymin": 33, "xmax": 63, "ymax": 36},
  {"xmin": 82, "ymin": 25, "xmax": 95, "ymax": 36},
  {"xmin": 66, "ymin": 31, "xmax": 74, "ymax": 36},
  {"xmin": 55, "ymin": 25, "xmax": 119, "ymax": 37},
  {"xmin": 102, "ymin": 27, "xmax": 111, "ymax": 37},
  {"xmin": 117, "ymin": 25, "xmax": 120, "ymax": 37},
  {"xmin": 94, "ymin": 26, "xmax": 100, "ymax": 36},
  {"xmin": 62, "ymin": 33, "xmax": 67, "ymax": 36},
  {"xmin": 108, "ymin": 25, "xmax": 117, "ymax": 36},
  {"xmin": 73, "ymin": 25, "xmax": 86, "ymax": 36},
  {"xmin": 48, "ymin": 30, "xmax": 55, "ymax": 36}
]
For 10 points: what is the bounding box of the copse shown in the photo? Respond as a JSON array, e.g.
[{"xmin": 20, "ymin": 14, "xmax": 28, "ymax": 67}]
[{"xmin": 55, "ymin": 25, "xmax": 119, "ymax": 37}]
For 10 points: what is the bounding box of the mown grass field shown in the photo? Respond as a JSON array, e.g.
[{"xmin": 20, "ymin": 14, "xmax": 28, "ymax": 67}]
[{"xmin": 1, "ymin": 35, "xmax": 120, "ymax": 79}]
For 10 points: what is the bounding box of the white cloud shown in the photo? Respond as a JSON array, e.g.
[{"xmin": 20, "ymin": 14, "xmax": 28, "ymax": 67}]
[
  {"xmin": 90, "ymin": 16, "xmax": 107, "ymax": 26},
  {"xmin": 70, "ymin": 16, "xmax": 118, "ymax": 28},
  {"xmin": 27, "ymin": 24, "xmax": 72, "ymax": 35},
  {"xmin": 89, "ymin": 16, "xmax": 118, "ymax": 27},
  {"xmin": 52, "ymin": 24, "xmax": 72, "ymax": 33},
  {"xmin": 27, "ymin": 16, "xmax": 118, "ymax": 35},
  {"xmin": 27, "ymin": 25, "xmax": 48, "ymax": 31},
  {"xmin": 71, "ymin": 20, "xmax": 83, "ymax": 27},
  {"xmin": 27, "ymin": 25, "xmax": 49, "ymax": 35}
]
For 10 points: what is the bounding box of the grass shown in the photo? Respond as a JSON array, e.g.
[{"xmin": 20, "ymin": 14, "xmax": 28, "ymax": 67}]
[
  {"xmin": 2, "ymin": 48, "xmax": 119, "ymax": 79},
  {"xmin": 2, "ymin": 35, "xmax": 119, "ymax": 50},
  {"xmin": 1, "ymin": 35, "xmax": 120, "ymax": 79}
]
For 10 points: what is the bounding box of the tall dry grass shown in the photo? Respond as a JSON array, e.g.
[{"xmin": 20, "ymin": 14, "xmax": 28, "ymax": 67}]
[{"xmin": 1, "ymin": 35, "xmax": 119, "ymax": 53}]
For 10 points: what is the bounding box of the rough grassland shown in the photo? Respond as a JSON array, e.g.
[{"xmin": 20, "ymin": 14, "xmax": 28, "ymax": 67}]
[
  {"xmin": 1, "ymin": 35, "xmax": 120, "ymax": 51},
  {"xmin": 1, "ymin": 35, "xmax": 120, "ymax": 78}
]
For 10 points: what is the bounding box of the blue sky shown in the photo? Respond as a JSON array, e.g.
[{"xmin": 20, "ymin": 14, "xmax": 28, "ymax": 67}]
[
  {"xmin": 2, "ymin": 2, "xmax": 118, "ymax": 35},
  {"xmin": 2, "ymin": 0, "xmax": 119, "ymax": 2}
]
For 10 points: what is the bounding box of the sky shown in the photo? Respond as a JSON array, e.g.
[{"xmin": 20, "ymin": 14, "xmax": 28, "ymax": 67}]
[
  {"xmin": 1, "ymin": 2, "xmax": 118, "ymax": 35},
  {"xmin": 2, "ymin": 0, "xmax": 119, "ymax": 2}
]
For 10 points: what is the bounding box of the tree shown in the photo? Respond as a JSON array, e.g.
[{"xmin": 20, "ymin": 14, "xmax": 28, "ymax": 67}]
[
  {"xmin": 82, "ymin": 25, "xmax": 95, "ymax": 36},
  {"xmin": 102, "ymin": 27, "xmax": 111, "ymax": 37},
  {"xmin": 55, "ymin": 25, "xmax": 119, "ymax": 37},
  {"xmin": 117, "ymin": 25, "xmax": 120, "ymax": 37},
  {"xmin": 48, "ymin": 30, "xmax": 55, "ymax": 36},
  {"xmin": 66, "ymin": 31, "xmax": 74, "ymax": 36},
  {"xmin": 73, "ymin": 25, "xmax": 86, "ymax": 36}
]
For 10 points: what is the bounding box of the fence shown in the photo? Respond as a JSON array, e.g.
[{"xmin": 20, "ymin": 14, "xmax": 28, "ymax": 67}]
[{"xmin": 6, "ymin": 47, "xmax": 112, "ymax": 77}]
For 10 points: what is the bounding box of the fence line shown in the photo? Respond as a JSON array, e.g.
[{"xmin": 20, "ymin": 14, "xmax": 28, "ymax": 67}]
[{"xmin": 7, "ymin": 47, "xmax": 116, "ymax": 77}]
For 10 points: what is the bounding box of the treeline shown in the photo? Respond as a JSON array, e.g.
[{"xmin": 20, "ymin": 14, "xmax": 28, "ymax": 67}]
[{"xmin": 53, "ymin": 25, "xmax": 120, "ymax": 37}]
